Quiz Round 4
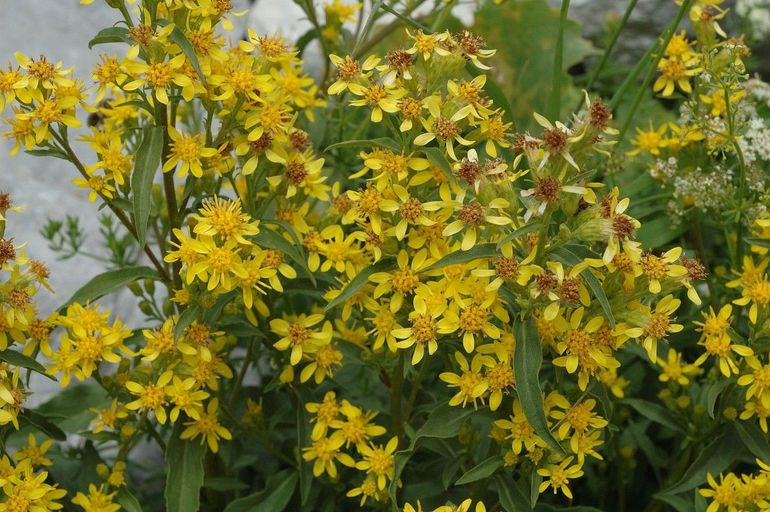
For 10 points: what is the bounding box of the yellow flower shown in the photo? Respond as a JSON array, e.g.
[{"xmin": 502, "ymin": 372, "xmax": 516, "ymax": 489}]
[
  {"xmin": 271, "ymin": 314, "xmax": 333, "ymax": 365},
  {"xmin": 187, "ymin": 236, "xmax": 248, "ymax": 291},
  {"xmin": 180, "ymin": 398, "xmax": 232, "ymax": 453},
  {"xmin": 122, "ymin": 51, "xmax": 193, "ymax": 105},
  {"xmin": 537, "ymin": 456, "xmax": 584, "ymax": 499},
  {"xmin": 737, "ymin": 356, "xmax": 770, "ymax": 407},
  {"xmin": 71, "ymin": 483, "xmax": 121, "ymax": 512},
  {"xmin": 356, "ymin": 436, "xmax": 398, "ymax": 490},
  {"xmin": 414, "ymin": 96, "xmax": 475, "ymax": 161},
  {"xmin": 12, "ymin": 434, "xmax": 53, "ymax": 468},
  {"xmin": 306, "ymin": 390, "xmax": 341, "ymax": 440},
  {"xmin": 125, "ymin": 370, "xmax": 173, "ymax": 424},
  {"xmin": 162, "ymin": 126, "xmax": 218, "ymax": 178},
  {"xmin": 302, "ymin": 432, "xmax": 355, "ymax": 478},
  {"xmin": 440, "ymin": 352, "xmax": 489, "ymax": 408},
  {"xmin": 627, "ymin": 122, "xmax": 668, "ymax": 156},
  {"xmin": 329, "ymin": 400, "xmax": 386, "ymax": 450},
  {"xmin": 699, "ymin": 473, "xmax": 743, "ymax": 512},
  {"xmin": 653, "ymin": 56, "xmax": 701, "ymax": 97},
  {"xmin": 193, "ymin": 196, "xmax": 259, "ymax": 244},
  {"xmin": 348, "ymin": 81, "xmax": 406, "ymax": 123},
  {"xmin": 327, "ymin": 54, "xmax": 379, "ymax": 95},
  {"xmin": 165, "ymin": 375, "xmax": 209, "ymax": 422}
]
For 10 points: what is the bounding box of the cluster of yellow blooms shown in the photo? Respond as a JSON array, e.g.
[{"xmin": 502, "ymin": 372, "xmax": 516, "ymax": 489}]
[{"xmin": 0, "ymin": 0, "xmax": 767, "ymax": 509}]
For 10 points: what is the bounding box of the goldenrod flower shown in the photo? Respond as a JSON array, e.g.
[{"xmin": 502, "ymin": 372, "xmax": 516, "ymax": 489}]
[
  {"xmin": 125, "ymin": 370, "xmax": 173, "ymax": 424},
  {"xmin": 71, "ymin": 484, "xmax": 121, "ymax": 512},
  {"xmin": 165, "ymin": 375, "xmax": 209, "ymax": 422},
  {"xmin": 302, "ymin": 432, "xmax": 355, "ymax": 478},
  {"xmin": 180, "ymin": 398, "xmax": 232, "ymax": 453},
  {"xmin": 162, "ymin": 126, "xmax": 218, "ymax": 178},
  {"xmin": 329, "ymin": 400, "xmax": 386, "ymax": 450},
  {"xmin": 306, "ymin": 390, "xmax": 341, "ymax": 440},
  {"xmin": 122, "ymin": 51, "xmax": 193, "ymax": 105},
  {"xmin": 356, "ymin": 436, "xmax": 398, "ymax": 490},
  {"xmin": 537, "ymin": 456, "xmax": 584, "ymax": 499},
  {"xmin": 440, "ymin": 352, "xmax": 489, "ymax": 408},
  {"xmin": 193, "ymin": 196, "xmax": 259, "ymax": 245},
  {"xmin": 271, "ymin": 314, "xmax": 333, "ymax": 365}
]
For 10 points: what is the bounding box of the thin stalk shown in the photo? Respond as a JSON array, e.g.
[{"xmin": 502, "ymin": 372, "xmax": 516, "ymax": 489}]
[
  {"xmin": 547, "ymin": 0, "xmax": 571, "ymax": 120},
  {"xmin": 616, "ymin": 0, "xmax": 694, "ymax": 144},
  {"xmin": 228, "ymin": 337, "xmax": 256, "ymax": 411},
  {"xmin": 582, "ymin": 0, "xmax": 639, "ymax": 94},
  {"xmin": 724, "ymin": 85, "xmax": 749, "ymax": 267},
  {"xmin": 352, "ymin": 0, "xmax": 428, "ymax": 59},
  {"xmin": 51, "ymin": 131, "xmax": 171, "ymax": 282},
  {"xmin": 158, "ymin": 103, "xmax": 183, "ymax": 291},
  {"xmin": 390, "ymin": 351, "xmax": 405, "ymax": 441}
]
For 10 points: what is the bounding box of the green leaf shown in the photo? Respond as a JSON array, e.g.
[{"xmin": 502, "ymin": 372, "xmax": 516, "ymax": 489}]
[
  {"xmin": 704, "ymin": 380, "xmax": 731, "ymax": 419},
  {"xmin": 0, "ymin": 350, "xmax": 54, "ymax": 381},
  {"xmin": 474, "ymin": 0, "xmax": 595, "ymax": 130},
  {"xmin": 410, "ymin": 402, "xmax": 474, "ymax": 444},
  {"xmin": 352, "ymin": 0, "xmax": 383, "ymax": 55},
  {"xmin": 421, "ymin": 244, "xmax": 498, "ymax": 273},
  {"xmin": 496, "ymin": 222, "xmax": 541, "ymax": 250},
  {"xmin": 165, "ymin": 423, "xmax": 206, "ymax": 512},
  {"xmin": 203, "ymin": 477, "xmax": 249, "ymax": 492},
  {"xmin": 551, "ymin": 246, "xmax": 615, "ymax": 328},
  {"xmin": 131, "ymin": 125, "xmax": 163, "ymax": 248},
  {"xmin": 325, "ymin": 258, "xmax": 396, "ymax": 312},
  {"xmin": 454, "ymin": 455, "xmax": 503, "ymax": 485},
  {"xmin": 174, "ymin": 304, "xmax": 200, "ymax": 340},
  {"xmin": 61, "ymin": 266, "xmax": 159, "ymax": 309},
  {"xmin": 636, "ymin": 215, "xmax": 687, "ymax": 249},
  {"xmin": 653, "ymin": 493, "xmax": 691, "ymax": 512},
  {"xmin": 20, "ymin": 410, "xmax": 66, "ymax": 441},
  {"xmin": 535, "ymin": 506, "xmax": 607, "ymax": 512},
  {"xmin": 745, "ymin": 238, "xmax": 770, "ymax": 250},
  {"xmin": 255, "ymin": 225, "xmax": 315, "ymax": 286},
  {"xmin": 25, "ymin": 148, "xmax": 68, "ymax": 160},
  {"xmin": 659, "ymin": 430, "xmax": 741, "ymax": 496},
  {"xmin": 623, "ymin": 398, "xmax": 685, "ymax": 433},
  {"xmin": 324, "ymin": 137, "xmax": 401, "ymax": 153},
  {"xmin": 88, "ymin": 26, "xmax": 130, "ymax": 49},
  {"xmin": 117, "ymin": 488, "xmax": 144, "ymax": 512},
  {"xmin": 513, "ymin": 318, "xmax": 564, "ymax": 454},
  {"xmin": 36, "ymin": 383, "xmax": 110, "ymax": 433},
  {"xmin": 168, "ymin": 25, "xmax": 206, "ymax": 84},
  {"xmin": 496, "ymin": 475, "xmax": 533, "ymax": 512},
  {"xmin": 421, "ymin": 147, "xmax": 454, "ymax": 181},
  {"xmin": 734, "ymin": 421, "xmax": 770, "ymax": 462},
  {"xmin": 223, "ymin": 471, "xmax": 298, "ymax": 512}
]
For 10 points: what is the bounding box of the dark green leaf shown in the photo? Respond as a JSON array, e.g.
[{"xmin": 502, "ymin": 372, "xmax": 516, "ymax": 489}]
[
  {"xmin": 165, "ymin": 423, "xmax": 206, "ymax": 512},
  {"xmin": 653, "ymin": 493, "xmax": 690, "ymax": 512},
  {"xmin": 535, "ymin": 506, "xmax": 606, "ymax": 512},
  {"xmin": 734, "ymin": 421, "xmax": 770, "ymax": 462},
  {"xmin": 421, "ymin": 244, "xmax": 498, "ymax": 273},
  {"xmin": 174, "ymin": 304, "xmax": 200, "ymax": 340},
  {"xmin": 623, "ymin": 399, "xmax": 685, "ymax": 433},
  {"xmin": 324, "ymin": 137, "xmax": 401, "ymax": 153},
  {"xmin": 455, "ymin": 455, "xmax": 503, "ymax": 485},
  {"xmin": 61, "ymin": 266, "xmax": 159, "ymax": 309},
  {"xmin": 203, "ymin": 477, "xmax": 249, "ymax": 492},
  {"xmin": 0, "ymin": 350, "xmax": 54, "ymax": 380},
  {"xmin": 551, "ymin": 246, "xmax": 615, "ymax": 328},
  {"xmin": 20, "ymin": 410, "xmax": 66, "ymax": 441},
  {"xmin": 513, "ymin": 318, "xmax": 564, "ymax": 454},
  {"xmin": 659, "ymin": 430, "xmax": 741, "ymax": 495},
  {"xmin": 421, "ymin": 147, "xmax": 454, "ymax": 182},
  {"xmin": 168, "ymin": 26, "xmax": 206, "ymax": 84},
  {"xmin": 36, "ymin": 383, "xmax": 110, "ymax": 433},
  {"xmin": 117, "ymin": 488, "xmax": 144, "ymax": 512},
  {"xmin": 223, "ymin": 471, "xmax": 297, "ymax": 512},
  {"xmin": 88, "ymin": 26, "xmax": 130, "ymax": 49},
  {"xmin": 325, "ymin": 258, "xmax": 395, "ymax": 312},
  {"xmin": 411, "ymin": 402, "xmax": 474, "ymax": 444},
  {"xmin": 25, "ymin": 148, "xmax": 68, "ymax": 160},
  {"xmin": 636, "ymin": 215, "xmax": 687, "ymax": 249},
  {"xmin": 704, "ymin": 380, "xmax": 731, "ymax": 419},
  {"xmin": 745, "ymin": 238, "xmax": 770, "ymax": 250},
  {"xmin": 496, "ymin": 222, "xmax": 541, "ymax": 249},
  {"xmin": 131, "ymin": 125, "xmax": 163, "ymax": 248},
  {"xmin": 255, "ymin": 226, "xmax": 315, "ymax": 286},
  {"xmin": 496, "ymin": 475, "xmax": 533, "ymax": 512}
]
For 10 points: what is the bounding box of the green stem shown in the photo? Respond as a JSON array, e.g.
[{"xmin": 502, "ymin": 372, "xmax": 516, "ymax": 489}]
[
  {"xmin": 51, "ymin": 131, "xmax": 171, "ymax": 282},
  {"xmin": 390, "ymin": 351, "xmax": 405, "ymax": 441},
  {"xmin": 405, "ymin": 359, "xmax": 430, "ymax": 422},
  {"xmin": 616, "ymin": 0, "xmax": 694, "ymax": 144},
  {"xmin": 547, "ymin": 0, "xmax": 571, "ymax": 120},
  {"xmin": 158, "ymin": 103, "xmax": 183, "ymax": 291},
  {"xmin": 583, "ymin": 0, "xmax": 639, "ymax": 93},
  {"xmin": 724, "ymin": 85, "xmax": 749, "ymax": 268},
  {"xmin": 227, "ymin": 337, "xmax": 256, "ymax": 411}
]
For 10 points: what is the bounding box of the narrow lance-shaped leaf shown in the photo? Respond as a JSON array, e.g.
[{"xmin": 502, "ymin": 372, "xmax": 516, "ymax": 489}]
[
  {"xmin": 132, "ymin": 125, "xmax": 163, "ymax": 248},
  {"xmin": 454, "ymin": 455, "xmax": 504, "ymax": 485},
  {"xmin": 60, "ymin": 266, "xmax": 159, "ymax": 310},
  {"xmin": 88, "ymin": 26, "xmax": 130, "ymax": 49},
  {"xmin": 421, "ymin": 243, "xmax": 498, "ymax": 273},
  {"xmin": 513, "ymin": 318, "xmax": 565, "ymax": 454},
  {"xmin": 325, "ymin": 258, "xmax": 396, "ymax": 312},
  {"xmin": 165, "ymin": 422, "xmax": 206, "ymax": 512},
  {"xmin": 658, "ymin": 429, "xmax": 741, "ymax": 496},
  {"xmin": 0, "ymin": 350, "xmax": 55, "ymax": 381}
]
